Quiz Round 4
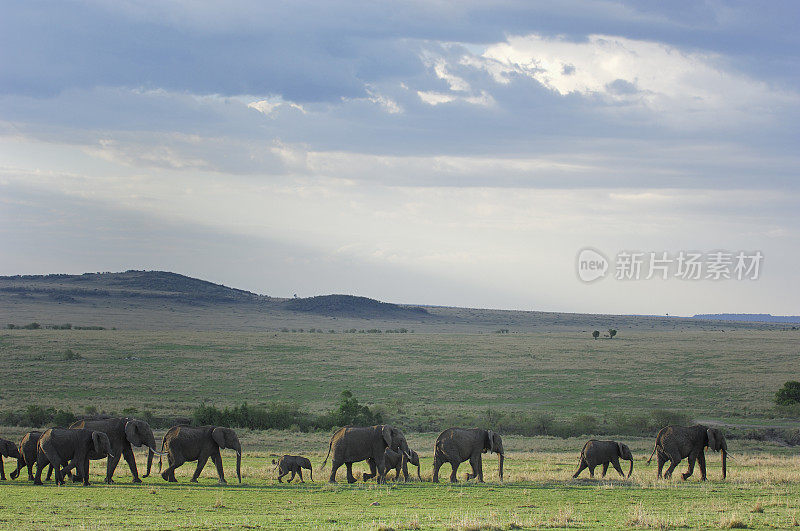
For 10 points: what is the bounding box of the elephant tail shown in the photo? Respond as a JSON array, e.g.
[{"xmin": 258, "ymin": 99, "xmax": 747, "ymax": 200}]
[
  {"xmin": 646, "ymin": 441, "xmax": 658, "ymax": 464},
  {"xmin": 157, "ymin": 437, "xmax": 166, "ymax": 474},
  {"xmin": 320, "ymin": 435, "xmax": 334, "ymax": 470}
]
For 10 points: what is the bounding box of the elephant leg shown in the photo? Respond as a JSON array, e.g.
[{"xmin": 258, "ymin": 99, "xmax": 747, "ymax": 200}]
[
  {"xmin": 697, "ymin": 451, "xmax": 707, "ymax": 481},
  {"xmin": 401, "ymin": 462, "xmax": 409, "ymax": 482},
  {"xmin": 0, "ymin": 458, "xmax": 5, "ymax": 480},
  {"xmin": 79, "ymin": 457, "xmax": 90, "ymax": 486},
  {"xmin": 601, "ymin": 462, "xmax": 609, "ymax": 478},
  {"xmin": 329, "ymin": 460, "xmax": 342, "ymax": 483},
  {"xmin": 277, "ymin": 469, "xmax": 287, "ymax": 483},
  {"xmin": 432, "ymin": 455, "xmax": 443, "ymax": 483},
  {"xmin": 588, "ymin": 465, "xmax": 595, "ymax": 478},
  {"xmin": 467, "ymin": 454, "xmax": 483, "ymax": 482},
  {"xmin": 297, "ymin": 468, "xmax": 304, "ymax": 483},
  {"xmin": 611, "ymin": 458, "xmax": 625, "ymax": 478},
  {"xmin": 191, "ymin": 455, "xmax": 209, "ymax": 482},
  {"xmin": 121, "ymin": 444, "xmax": 140, "ymax": 483},
  {"xmin": 664, "ymin": 457, "xmax": 680, "ymax": 479},
  {"xmin": 287, "ymin": 469, "xmax": 295, "ymax": 483},
  {"xmin": 211, "ymin": 451, "xmax": 226, "ymax": 485},
  {"xmin": 682, "ymin": 454, "xmax": 696, "ymax": 481},
  {"xmin": 103, "ymin": 447, "xmax": 122, "ymax": 484},
  {"xmin": 573, "ymin": 459, "xmax": 588, "ymax": 478},
  {"xmin": 28, "ymin": 461, "xmax": 36, "ymax": 481},
  {"xmin": 345, "ymin": 462, "xmax": 357, "ymax": 484},
  {"xmin": 363, "ymin": 459, "xmax": 377, "ymax": 481},
  {"xmin": 449, "ymin": 461, "xmax": 460, "ymax": 483},
  {"xmin": 34, "ymin": 453, "xmax": 49, "ymax": 485},
  {"xmin": 656, "ymin": 453, "xmax": 666, "ymax": 478},
  {"xmin": 162, "ymin": 454, "xmax": 184, "ymax": 482}
]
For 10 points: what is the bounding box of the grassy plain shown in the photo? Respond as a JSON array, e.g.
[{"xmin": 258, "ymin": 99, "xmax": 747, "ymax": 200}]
[
  {"xmin": 0, "ymin": 327, "xmax": 798, "ymax": 528},
  {"xmin": 0, "ymin": 328, "xmax": 797, "ymax": 424},
  {"xmin": 0, "ymin": 434, "xmax": 798, "ymax": 529}
]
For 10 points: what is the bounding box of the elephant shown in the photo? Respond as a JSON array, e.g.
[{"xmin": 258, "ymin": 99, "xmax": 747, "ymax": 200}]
[
  {"xmin": 272, "ymin": 455, "xmax": 313, "ymax": 483},
  {"xmin": 0, "ymin": 437, "xmax": 22, "ymax": 480},
  {"xmin": 321, "ymin": 425, "xmax": 411, "ymax": 484},
  {"xmin": 158, "ymin": 425, "xmax": 241, "ymax": 484},
  {"xmin": 572, "ymin": 440, "xmax": 633, "ymax": 478},
  {"xmin": 8, "ymin": 431, "xmax": 55, "ymax": 481},
  {"xmin": 646, "ymin": 425, "xmax": 728, "ymax": 480},
  {"xmin": 34, "ymin": 428, "xmax": 114, "ymax": 486},
  {"xmin": 69, "ymin": 416, "xmax": 164, "ymax": 484},
  {"xmin": 363, "ymin": 447, "xmax": 422, "ymax": 482},
  {"xmin": 432, "ymin": 428, "xmax": 504, "ymax": 483}
]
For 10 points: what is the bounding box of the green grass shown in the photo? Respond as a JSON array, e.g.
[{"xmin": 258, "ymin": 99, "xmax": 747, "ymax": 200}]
[
  {"xmin": 0, "ymin": 434, "xmax": 798, "ymax": 529},
  {"xmin": 0, "ymin": 329, "xmax": 797, "ymax": 425}
]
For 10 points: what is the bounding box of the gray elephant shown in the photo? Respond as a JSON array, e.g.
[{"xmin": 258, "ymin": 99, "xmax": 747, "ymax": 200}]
[
  {"xmin": 321, "ymin": 425, "xmax": 411, "ymax": 484},
  {"xmin": 34, "ymin": 428, "xmax": 114, "ymax": 486},
  {"xmin": 69, "ymin": 416, "xmax": 164, "ymax": 483},
  {"xmin": 158, "ymin": 425, "xmax": 241, "ymax": 484},
  {"xmin": 573, "ymin": 440, "xmax": 633, "ymax": 478},
  {"xmin": 0, "ymin": 437, "xmax": 22, "ymax": 480},
  {"xmin": 433, "ymin": 428, "xmax": 504, "ymax": 483},
  {"xmin": 9, "ymin": 431, "xmax": 56, "ymax": 481},
  {"xmin": 272, "ymin": 455, "xmax": 313, "ymax": 483},
  {"xmin": 363, "ymin": 447, "xmax": 422, "ymax": 482},
  {"xmin": 647, "ymin": 425, "xmax": 728, "ymax": 480}
]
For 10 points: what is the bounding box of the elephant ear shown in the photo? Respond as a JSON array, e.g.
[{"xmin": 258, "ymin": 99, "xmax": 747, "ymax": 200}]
[
  {"xmin": 618, "ymin": 442, "xmax": 625, "ymax": 456},
  {"xmin": 707, "ymin": 429, "xmax": 722, "ymax": 451},
  {"xmin": 125, "ymin": 421, "xmax": 143, "ymax": 447},
  {"xmin": 381, "ymin": 425, "xmax": 392, "ymax": 448},
  {"xmin": 212, "ymin": 428, "xmax": 227, "ymax": 449},
  {"xmin": 486, "ymin": 430, "xmax": 495, "ymax": 453}
]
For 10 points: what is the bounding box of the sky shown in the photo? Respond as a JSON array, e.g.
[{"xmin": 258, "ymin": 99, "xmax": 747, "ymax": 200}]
[{"xmin": 1, "ymin": 1, "xmax": 799, "ymax": 316}]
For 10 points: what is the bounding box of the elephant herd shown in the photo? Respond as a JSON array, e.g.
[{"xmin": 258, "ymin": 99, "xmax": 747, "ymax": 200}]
[{"xmin": 0, "ymin": 417, "xmax": 729, "ymax": 487}]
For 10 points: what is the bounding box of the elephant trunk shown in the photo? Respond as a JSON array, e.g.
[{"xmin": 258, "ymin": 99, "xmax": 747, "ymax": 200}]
[
  {"xmin": 416, "ymin": 464, "xmax": 422, "ymax": 481},
  {"xmin": 627, "ymin": 458, "xmax": 633, "ymax": 478},
  {"xmin": 498, "ymin": 452, "xmax": 504, "ymax": 481},
  {"xmin": 143, "ymin": 447, "xmax": 154, "ymax": 477},
  {"xmin": 721, "ymin": 449, "xmax": 727, "ymax": 480},
  {"xmin": 235, "ymin": 445, "xmax": 242, "ymax": 483}
]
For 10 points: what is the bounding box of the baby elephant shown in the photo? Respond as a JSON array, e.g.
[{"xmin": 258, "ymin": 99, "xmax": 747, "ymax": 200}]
[
  {"xmin": 273, "ymin": 455, "xmax": 313, "ymax": 483},
  {"xmin": 364, "ymin": 447, "xmax": 422, "ymax": 482},
  {"xmin": 573, "ymin": 439, "xmax": 634, "ymax": 479}
]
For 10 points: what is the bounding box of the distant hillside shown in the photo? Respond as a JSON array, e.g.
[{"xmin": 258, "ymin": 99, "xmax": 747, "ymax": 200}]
[
  {"xmin": 0, "ymin": 270, "xmax": 264, "ymax": 305},
  {"xmin": 692, "ymin": 313, "xmax": 800, "ymax": 324},
  {"xmin": 283, "ymin": 294, "xmax": 429, "ymax": 319}
]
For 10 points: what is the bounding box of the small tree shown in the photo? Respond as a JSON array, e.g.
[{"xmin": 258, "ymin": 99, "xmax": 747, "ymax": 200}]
[
  {"xmin": 775, "ymin": 381, "xmax": 800, "ymax": 406},
  {"xmin": 592, "ymin": 330, "xmax": 600, "ymax": 340},
  {"xmin": 608, "ymin": 329, "xmax": 617, "ymax": 339}
]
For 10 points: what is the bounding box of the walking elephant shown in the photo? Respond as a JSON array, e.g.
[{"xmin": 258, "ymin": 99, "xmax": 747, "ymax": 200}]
[
  {"xmin": 0, "ymin": 437, "xmax": 22, "ymax": 480},
  {"xmin": 433, "ymin": 428, "xmax": 504, "ymax": 483},
  {"xmin": 647, "ymin": 425, "xmax": 728, "ymax": 480},
  {"xmin": 273, "ymin": 455, "xmax": 313, "ymax": 483},
  {"xmin": 8, "ymin": 431, "xmax": 55, "ymax": 481},
  {"xmin": 363, "ymin": 447, "xmax": 422, "ymax": 482},
  {"xmin": 573, "ymin": 439, "xmax": 633, "ymax": 478},
  {"xmin": 34, "ymin": 428, "xmax": 113, "ymax": 486},
  {"xmin": 321, "ymin": 425, "xmax": 411, "ymax": 484},
  {"xmin": 158, "ymin": 426, "xmax": 241, "ymax": 484},
  {"xmin": 69, "ymin": 416, "xmax": 163, "ymax": 483}
]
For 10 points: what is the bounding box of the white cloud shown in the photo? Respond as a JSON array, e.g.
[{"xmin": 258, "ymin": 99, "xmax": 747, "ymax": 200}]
[
  {"xmin": 247, "ymin": 98, "xmax": 306, "ymax": 116},
  {"xmin": 468, "ymin": 33, "xmax": 797, "ymax": 124}
]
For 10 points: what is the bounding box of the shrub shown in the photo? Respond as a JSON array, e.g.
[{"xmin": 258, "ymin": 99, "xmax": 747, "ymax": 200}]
[
  {"xmin": 61, "ymin": 349, "xmax": 83, "ymax": 360},
  {"xmin": 775, "ymin": 381, "xmax": 800, "ymax": 406}
]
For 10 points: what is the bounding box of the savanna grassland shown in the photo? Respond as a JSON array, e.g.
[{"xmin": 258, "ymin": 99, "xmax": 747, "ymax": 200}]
[
  {"xmin": 0, "ymin": 328, "xmax": 796, "ymax": 424},
  {"xmin": 0, "ymin": 326, "xmax": 799, "ymax": 528}
]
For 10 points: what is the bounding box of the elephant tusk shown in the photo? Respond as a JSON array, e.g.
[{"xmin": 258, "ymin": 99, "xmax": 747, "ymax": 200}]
[{"xmin": 148, "ymin": 447, "xmax": 168, "ymax": 457}]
